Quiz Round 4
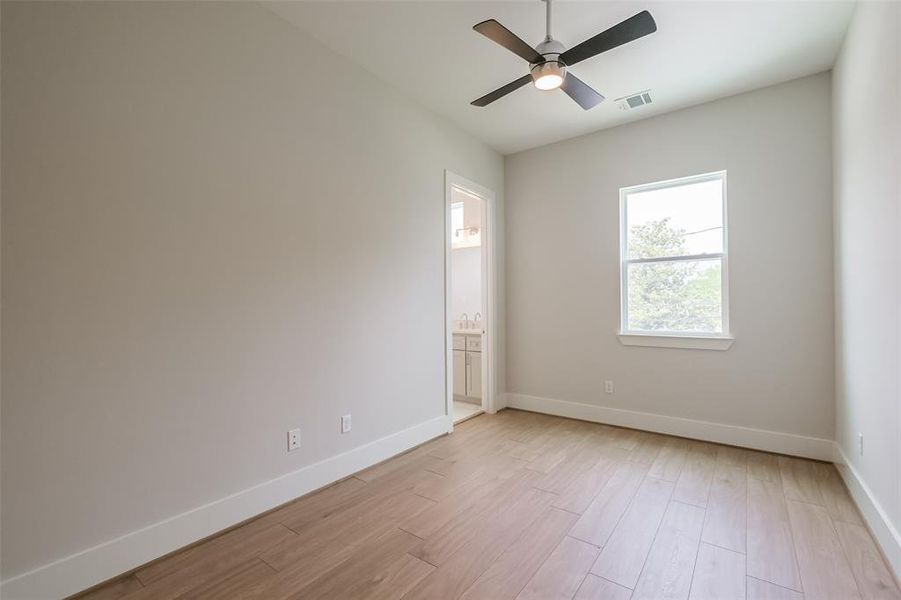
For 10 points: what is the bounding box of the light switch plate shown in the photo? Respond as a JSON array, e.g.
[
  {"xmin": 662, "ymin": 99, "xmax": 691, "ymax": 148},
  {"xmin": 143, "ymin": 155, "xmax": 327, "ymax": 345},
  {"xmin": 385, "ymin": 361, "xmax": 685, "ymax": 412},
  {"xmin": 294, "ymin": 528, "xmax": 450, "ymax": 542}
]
[{"xmin": 341, "ymin": 414, "xmax": 352, "ymax": 434}]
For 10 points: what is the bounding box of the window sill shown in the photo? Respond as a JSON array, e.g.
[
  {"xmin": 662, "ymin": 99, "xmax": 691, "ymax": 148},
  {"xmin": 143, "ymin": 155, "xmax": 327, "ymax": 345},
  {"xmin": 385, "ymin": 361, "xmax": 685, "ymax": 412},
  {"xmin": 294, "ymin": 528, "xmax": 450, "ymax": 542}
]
[{"xmin": 618, "ymin": 332, "xmax": 734, "ymax": 351}]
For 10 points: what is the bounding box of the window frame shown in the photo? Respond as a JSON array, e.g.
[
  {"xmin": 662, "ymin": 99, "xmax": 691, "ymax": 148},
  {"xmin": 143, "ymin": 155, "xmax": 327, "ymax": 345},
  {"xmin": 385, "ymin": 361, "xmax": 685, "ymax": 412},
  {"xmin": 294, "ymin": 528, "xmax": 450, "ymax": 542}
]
[{"xmin": 618, "ymin": 171, "xmax": 732, "ymax": 348}]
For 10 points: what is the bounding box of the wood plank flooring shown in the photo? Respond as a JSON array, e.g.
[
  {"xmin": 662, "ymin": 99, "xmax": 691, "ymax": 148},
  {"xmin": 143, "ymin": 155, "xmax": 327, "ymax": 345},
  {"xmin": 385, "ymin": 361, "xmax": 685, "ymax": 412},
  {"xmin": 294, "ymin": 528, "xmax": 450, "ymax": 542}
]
[{"xmin": 76, "ymin": 410, "xmax": 900, "ymax": 600}]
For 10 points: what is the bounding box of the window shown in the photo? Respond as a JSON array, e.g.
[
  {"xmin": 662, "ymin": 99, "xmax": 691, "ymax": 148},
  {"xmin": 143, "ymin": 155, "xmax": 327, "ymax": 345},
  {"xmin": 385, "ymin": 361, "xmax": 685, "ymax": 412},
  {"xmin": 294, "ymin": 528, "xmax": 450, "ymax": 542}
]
[{"xmin": 619, "ymin": 171, "xmax": 730, "ymax": 348}]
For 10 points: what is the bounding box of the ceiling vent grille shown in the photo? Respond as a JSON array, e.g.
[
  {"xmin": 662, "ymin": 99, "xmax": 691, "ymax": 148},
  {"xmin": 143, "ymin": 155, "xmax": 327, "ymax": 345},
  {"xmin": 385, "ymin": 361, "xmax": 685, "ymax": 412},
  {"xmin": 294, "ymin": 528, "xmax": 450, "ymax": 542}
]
[{"xmin": 616, "ymin": 91, "xmax": 652, "ymax": 110}]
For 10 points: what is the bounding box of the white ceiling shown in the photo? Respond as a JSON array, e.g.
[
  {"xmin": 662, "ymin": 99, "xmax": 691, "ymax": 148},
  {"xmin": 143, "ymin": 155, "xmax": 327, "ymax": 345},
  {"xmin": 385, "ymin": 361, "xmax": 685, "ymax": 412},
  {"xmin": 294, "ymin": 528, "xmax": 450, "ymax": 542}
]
[{"xmin": 267, "ymin": 1, "xmax": 854, "ymax": 155}]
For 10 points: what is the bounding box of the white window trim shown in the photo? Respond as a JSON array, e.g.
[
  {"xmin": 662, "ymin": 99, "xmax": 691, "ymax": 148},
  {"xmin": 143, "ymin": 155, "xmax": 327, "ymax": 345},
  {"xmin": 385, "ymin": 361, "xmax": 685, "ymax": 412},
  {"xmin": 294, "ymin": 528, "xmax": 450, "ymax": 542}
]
[
  {"xmin": 618, "ymin": 332, "xmax": 734, "ymax": 351},
  {"xmin": 618, "ymin": 170, "xmax": 732, "ymax": 350}
]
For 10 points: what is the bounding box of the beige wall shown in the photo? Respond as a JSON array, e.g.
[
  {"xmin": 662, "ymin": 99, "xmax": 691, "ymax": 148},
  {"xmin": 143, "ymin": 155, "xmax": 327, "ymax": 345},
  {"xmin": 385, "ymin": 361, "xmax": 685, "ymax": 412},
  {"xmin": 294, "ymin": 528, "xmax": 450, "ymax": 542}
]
[
  {"xmin": 832, "ymin": 0, "xmax": 901, "ymax": 573},
  {"xmin": 0, "ymin": 1, "xmax": 503, "ymax": 580},
  {"xmin": 505, "ymin": 73, "xmax": 834, "ymax": 439}
]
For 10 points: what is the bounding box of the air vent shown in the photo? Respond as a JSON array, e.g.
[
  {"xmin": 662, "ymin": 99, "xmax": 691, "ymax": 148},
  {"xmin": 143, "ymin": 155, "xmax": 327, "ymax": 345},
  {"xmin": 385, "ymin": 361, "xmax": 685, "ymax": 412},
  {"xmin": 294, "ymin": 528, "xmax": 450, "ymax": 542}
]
[{"xmin": 616, "ymin": 90, "xmax": 653, "ymax": 110}]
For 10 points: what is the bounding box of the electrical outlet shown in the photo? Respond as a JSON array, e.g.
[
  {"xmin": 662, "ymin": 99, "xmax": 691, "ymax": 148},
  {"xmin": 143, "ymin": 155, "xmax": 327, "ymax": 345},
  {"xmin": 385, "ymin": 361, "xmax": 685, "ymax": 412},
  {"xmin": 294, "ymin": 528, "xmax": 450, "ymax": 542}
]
[
  {"xmin": 287, "ymin": 428, "xmax": 300, "ymax": 452},
  {"xmin": 858, "ymin": 432, "xmax": 864, "ymax": 456},
  {"xmin": 604, "ymin": 380, "xmax": 615, "ymax": 394},
  {"xmin": 341, "ymin": 414, "xmax": 352, "ymax": 434}
]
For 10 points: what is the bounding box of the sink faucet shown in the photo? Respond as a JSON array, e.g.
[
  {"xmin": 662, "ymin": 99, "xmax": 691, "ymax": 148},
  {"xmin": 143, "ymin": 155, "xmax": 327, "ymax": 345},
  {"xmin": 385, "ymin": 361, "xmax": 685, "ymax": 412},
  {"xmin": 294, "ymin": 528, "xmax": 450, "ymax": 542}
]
[{"xmin": 460, "ymin": 313, "xmax": 469, "ymax": 329}]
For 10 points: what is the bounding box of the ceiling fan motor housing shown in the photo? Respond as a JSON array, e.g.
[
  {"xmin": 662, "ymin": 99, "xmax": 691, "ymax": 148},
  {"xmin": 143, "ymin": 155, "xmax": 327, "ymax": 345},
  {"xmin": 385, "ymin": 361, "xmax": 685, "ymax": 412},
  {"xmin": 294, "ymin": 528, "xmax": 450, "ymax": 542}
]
[{"xmin": 531, "ymin": 38, "xmax": 567, "ymax": 89}]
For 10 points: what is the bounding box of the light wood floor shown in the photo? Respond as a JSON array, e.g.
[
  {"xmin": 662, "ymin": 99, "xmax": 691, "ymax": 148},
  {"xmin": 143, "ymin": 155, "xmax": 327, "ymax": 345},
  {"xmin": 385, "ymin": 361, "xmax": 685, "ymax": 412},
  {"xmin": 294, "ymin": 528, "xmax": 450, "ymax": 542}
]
[
  {"xmin": 453, "ymin": 400, "xmax": 484, "ymax": 424},
  {"xmin": 77, "ymin": 410, "xmax": 900, "ymax": 600}
]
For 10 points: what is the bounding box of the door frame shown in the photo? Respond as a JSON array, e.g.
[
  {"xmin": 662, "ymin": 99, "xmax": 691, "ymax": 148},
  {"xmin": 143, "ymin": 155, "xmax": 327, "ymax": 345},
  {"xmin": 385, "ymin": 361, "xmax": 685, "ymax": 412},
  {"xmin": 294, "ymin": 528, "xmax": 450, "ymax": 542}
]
[{"xmin": 445, "ymin": 170, "xmax": 497, "ymax": 425}]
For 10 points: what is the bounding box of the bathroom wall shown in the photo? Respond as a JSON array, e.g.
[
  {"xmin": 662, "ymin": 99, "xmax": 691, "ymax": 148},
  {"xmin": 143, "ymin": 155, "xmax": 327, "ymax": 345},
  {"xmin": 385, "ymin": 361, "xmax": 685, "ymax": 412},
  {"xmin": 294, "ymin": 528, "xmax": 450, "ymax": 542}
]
[
  {"xmin": 451, "ymin": 189, "xmax": 483, "ymax": 325},
  {"xmin": 452, "ymin": 246, "xmax": 482, "ymax": 321}
]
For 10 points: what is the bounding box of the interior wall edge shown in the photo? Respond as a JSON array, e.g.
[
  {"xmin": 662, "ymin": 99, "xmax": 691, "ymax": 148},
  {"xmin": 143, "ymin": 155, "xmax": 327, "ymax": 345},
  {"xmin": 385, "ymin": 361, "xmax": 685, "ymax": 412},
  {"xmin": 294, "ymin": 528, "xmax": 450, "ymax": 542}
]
[
  {"xmin": 834, "ymin": 443, "xmax": 901, "ymax": 583},
  {"xmin": 504, "ymin": 392, "xmax": 834, "ymax": 461},
  {"xmin": 830, "ymin": 0, "xmax": 901, "ymax": 583},
  {"xmin": 0, "ymin": 415, "xmax": 452, "ymax": 600}
]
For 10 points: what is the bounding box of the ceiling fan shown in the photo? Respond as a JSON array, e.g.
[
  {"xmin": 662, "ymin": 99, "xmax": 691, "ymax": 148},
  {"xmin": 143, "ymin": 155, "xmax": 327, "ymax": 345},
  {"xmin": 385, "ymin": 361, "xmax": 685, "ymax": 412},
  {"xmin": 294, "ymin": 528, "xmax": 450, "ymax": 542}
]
[{"xmin": 471, "ymin": 0, "xmax": 657, "ymax": 110}]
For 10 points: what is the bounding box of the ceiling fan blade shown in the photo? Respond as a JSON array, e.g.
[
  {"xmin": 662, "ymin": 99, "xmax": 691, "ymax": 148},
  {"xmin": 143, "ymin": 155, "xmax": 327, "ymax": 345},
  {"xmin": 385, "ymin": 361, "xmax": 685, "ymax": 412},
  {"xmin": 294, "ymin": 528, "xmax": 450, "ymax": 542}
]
[
  {"xmin": 559, "ymin": 11, "xmax": 657, "ymax": 67},
  {"xmin": 471, "ymin": 74, "xmax": 533, "ymax": 107},
  {"xmin": 561, "ymin": 73, "xmax": 605, "ymax": 110},
  {"xmin": 473, "ymin": 19, "xmax": 544, "ymax": 64}
]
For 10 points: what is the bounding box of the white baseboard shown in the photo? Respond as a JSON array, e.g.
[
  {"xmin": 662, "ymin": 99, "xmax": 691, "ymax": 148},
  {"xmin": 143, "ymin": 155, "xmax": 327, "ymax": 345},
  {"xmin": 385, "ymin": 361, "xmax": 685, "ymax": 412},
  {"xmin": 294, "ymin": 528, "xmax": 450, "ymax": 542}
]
[
  {"xmin": 0, "ymin": 415, "xmax": 453, "ymax": 600},
  {"xmin": 833, "ymin": 444, "xmax": 901, "ymax": 582},
  {"xmin": 505, "ymin": 393, "xmax": 834, "ymax": 461}
]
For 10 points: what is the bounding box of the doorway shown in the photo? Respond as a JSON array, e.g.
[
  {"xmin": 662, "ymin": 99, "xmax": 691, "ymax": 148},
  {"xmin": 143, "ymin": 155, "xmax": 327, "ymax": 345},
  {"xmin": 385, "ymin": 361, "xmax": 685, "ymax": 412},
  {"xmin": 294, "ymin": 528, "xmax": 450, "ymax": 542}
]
[{"xmin": 445, "ymin": 171, "xmax": 495, "ymax": 425}]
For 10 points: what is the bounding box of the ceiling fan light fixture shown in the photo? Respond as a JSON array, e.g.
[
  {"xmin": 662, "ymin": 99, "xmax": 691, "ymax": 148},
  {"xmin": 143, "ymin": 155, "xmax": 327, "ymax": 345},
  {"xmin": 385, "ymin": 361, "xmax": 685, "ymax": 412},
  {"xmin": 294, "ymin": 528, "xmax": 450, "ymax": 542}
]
[{"xmin": 531, "ymin": 61, "xmax": 566, "ymax": 90}]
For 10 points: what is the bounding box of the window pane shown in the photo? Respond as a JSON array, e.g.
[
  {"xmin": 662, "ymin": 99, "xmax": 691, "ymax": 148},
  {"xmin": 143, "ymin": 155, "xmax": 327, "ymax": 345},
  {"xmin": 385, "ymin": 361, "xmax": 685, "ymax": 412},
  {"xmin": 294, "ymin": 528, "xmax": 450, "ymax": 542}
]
[
  {"xmin": 627, "ymin": 258, "xmax": 722, "ymax": 333},
  {"xmin": 627, "ymin": 178, "xmax": 723, "ymax": 259}
]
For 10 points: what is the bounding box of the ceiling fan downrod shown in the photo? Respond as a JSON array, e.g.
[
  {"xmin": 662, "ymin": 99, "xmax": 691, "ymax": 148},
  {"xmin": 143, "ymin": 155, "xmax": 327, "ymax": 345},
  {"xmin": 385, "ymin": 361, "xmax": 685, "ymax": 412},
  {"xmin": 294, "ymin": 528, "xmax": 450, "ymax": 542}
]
[{"xmin": 544, "ymin": 0, "xmax": 553, "ymax": 41}]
